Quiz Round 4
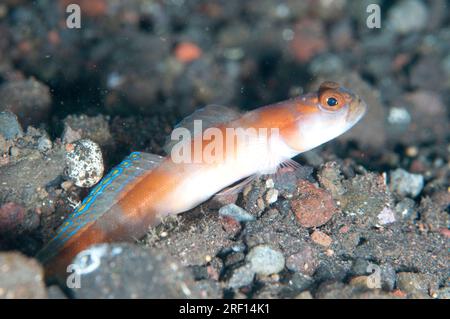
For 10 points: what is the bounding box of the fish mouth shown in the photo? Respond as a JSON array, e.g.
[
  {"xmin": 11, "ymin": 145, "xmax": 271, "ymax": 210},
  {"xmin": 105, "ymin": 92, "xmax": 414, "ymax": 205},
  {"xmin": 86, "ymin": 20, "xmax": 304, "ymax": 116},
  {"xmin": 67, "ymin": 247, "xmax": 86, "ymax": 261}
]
[{"xmin": 346, "ymin": 95, "xmax": 367, "ymax": 127}]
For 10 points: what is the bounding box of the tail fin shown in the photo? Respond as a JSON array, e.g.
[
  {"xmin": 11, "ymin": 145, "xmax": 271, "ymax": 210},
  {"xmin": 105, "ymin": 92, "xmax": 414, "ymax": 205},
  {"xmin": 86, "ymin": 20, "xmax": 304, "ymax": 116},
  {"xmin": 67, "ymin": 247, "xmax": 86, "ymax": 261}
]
[{"xmin": 36, "ymin": 152, "xmax": 164, "ymax": 266}]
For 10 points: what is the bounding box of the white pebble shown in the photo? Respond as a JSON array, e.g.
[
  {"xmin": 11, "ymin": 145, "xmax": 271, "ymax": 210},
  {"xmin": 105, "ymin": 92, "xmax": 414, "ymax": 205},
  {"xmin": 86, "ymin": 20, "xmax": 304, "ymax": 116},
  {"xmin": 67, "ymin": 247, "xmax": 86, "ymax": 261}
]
[
  {"xmin": 389, "ymin": 168, "xmax": 424, "ymax": 198},
  {"xmin": 265, "ymin": 189, "xmax": 279, "ymax": 204},
  {"xmin": 219, "ymin": 203, "xmax": 255, "ymax": 222},
  {"xmin": 377, "ymin": 207, "xmax": 396, "ymax": 225},
  {"xmin": 65, "ymin": 139, "xmax": 104, "ymax": 188},
  {"xmin": 265, "ymin": 178, "xmax": 274, "ymax": 188},
  {"xmin": 388, "ymin": 107, "xmax": 411, "ymax": 125},
  {"xmin": 387, "ymin": 0, "xmax": 428, "ymax": 34},
  {"xmin": 246, "ymin": 245, "xmax": 285, "ymax": 275}
]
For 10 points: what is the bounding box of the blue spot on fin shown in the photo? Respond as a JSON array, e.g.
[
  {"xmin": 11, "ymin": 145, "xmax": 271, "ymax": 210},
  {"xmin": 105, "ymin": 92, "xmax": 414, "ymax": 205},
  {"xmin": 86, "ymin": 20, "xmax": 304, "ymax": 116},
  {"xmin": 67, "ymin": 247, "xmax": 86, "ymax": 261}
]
[{"xmin": 36, "ymin": 152, "xmax": 164, "ymax": 264}]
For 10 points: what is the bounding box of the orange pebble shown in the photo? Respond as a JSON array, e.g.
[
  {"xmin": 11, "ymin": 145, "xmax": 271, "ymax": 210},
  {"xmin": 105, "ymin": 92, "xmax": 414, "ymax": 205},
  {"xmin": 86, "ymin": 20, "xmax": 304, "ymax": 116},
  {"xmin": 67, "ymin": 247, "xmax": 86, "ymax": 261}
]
[
  {"xmin": 391, "ymin": 289, "xmax": 407, "ymax": 298},
  {"xmin": 48, "ymin": 30, "xmax": 61, "ymax": 45},
  {"xmin": 60, "ymin": 0, "xmax": 107, "ymax": 17},
  {"xmin": 174, "ymin": 42, "xmax": 202, "ymax": 63},
  {"xmin": 65, "ymin": 144, "xmax": 74, "ymax": 152}
]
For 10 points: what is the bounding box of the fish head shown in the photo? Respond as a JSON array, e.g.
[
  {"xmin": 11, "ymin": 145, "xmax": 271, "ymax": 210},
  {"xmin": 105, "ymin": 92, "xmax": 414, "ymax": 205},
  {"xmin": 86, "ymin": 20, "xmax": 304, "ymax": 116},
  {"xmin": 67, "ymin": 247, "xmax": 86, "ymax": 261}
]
[{"xmin": 285, "ymin": 81, "xmax": 367, "ymax": 153}]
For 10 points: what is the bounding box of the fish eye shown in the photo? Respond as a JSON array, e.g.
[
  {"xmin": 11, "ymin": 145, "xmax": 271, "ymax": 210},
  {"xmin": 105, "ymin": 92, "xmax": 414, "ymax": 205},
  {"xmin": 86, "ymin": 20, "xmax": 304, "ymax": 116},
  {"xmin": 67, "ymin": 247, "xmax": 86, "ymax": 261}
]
[
  {"xmin": 326, "ymin": 97, "xmax": 338, "ymax": 107},
  {"xmin": 319, "ymin": 91, "xmax": 346, "ymax": 111}
]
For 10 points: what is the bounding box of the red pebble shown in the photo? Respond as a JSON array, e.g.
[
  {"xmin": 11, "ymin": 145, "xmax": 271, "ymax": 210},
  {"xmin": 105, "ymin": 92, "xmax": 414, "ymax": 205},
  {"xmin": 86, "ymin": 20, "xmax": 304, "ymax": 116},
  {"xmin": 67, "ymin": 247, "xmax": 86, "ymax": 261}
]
[
  {"xmin": 291, "ymin": 180, "xmax": 337, "ymax": 228},
  {"xmin": 219, "ymin": 216, "xmax": 241, "ymax": 236}
]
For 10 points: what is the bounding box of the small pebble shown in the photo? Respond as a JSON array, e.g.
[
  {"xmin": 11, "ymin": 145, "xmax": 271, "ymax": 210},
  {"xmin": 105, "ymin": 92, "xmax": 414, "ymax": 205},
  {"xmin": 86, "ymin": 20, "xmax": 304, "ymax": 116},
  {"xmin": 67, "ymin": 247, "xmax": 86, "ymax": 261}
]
[
  {"xmin": 265, "ymin": 189, "xmax": 279, "ymax": 204},
  {"xmin": 291, "ymin": 180, "xmax": 337, "ymax": 227},
  {"xmin": 246, "ymin": 245, "xmax": 285, "ymax": 276},
  {"xmin": 62, "ymin": 125, "xmax": 82, "ymax": 144},
  {"xmin": 349, "ymin": 276, "xmax": 371, "ymax": 289},
  {"xmin": 290, "ymin": 19, "xmax": 327, "ymax": 63},
  {"xmin": 287, "ymin": 272, "xmax": 314, "ymax": 293},
  {"xmin": 391, "ymin": 289, "xmax": 408, "ymax": 298},
  {"xmin": 351, "ymin": 258, "xmax": 371, "ymax": 276},
  {"xmin": 325, "ymin": 249, "xmax": 334, "ymax": 256},
  {"xmin": 339, "ymin": 225, "xmax": 350, "ymax": 233},
  {"xmin": 286, "ymin": 246, "xmax": 318, "ymax": 276},
  {"xmin": 219, "ymin": 216, "xmax": 241, "ymax": 236},
  {"xmin": 394, "ymin": 198, "xmax": 417, "ymax": 220},
  {"xmin": 310, "ymin": 230, "xmax": 332, "ymax": 247},
  {"xmin": 377, "ymin": 207, "xmax": 396, "ymax": 225},
  {"xmin": 64, "ymin": 139, "xmax": 104, "ymax": 188},
  {"xmin": 0, "ymin": 78, "xmax": 51, "ymax": 126},
  {"xmin": 218, "ymin": 203, "xmax": 255, "ymax": 222},
  {"xmin": 396, "ymin": 272, "xmax": 436, "ymax": 296},
  {"xmin": 63, "ymin": 114, "xmax": 112, "ymax": 147},
  {"xmin": 227, "ymin": 263, "xmax": 255, "ymax": 289},
  {"xmin": 265, "ymin": 178, "xmax": 274, "ymax": 188},
  {"xmin": 295, "ymin": 291, "xmax": 313, "ymax": 299},
  {"xmin": 69, "ymin": 243, "xmax": 204, "ymax": 298},
  {"xmin": 405, "ymin": 146, "xmax": 419, "ymax": 157},
  {"xmin": 380, "ymin": 264, "xmax": 397, "ymax": 291},
  {"xmin": 390, "ymin": 168, "xmax": 424, "ymax": 198},
  {"xmin": 174, "ymin": 42, "xmax": 202, "ymax": 63},
  {"xmin": 61, "ymin": 180, "xmax": 74, "ymax": 192},
  {"xmin": 387, "ymin": 107, "xmax": 411, "ymax": 125},
  {"xmin": 256, "ymin": 198, "xmax": 265, "ymax": 211},
  {"xmin": 318, "ymin": 161, "xmax": 345, "ymax": 198},
  {"xmin": 209, "ymin": 192, "xmax": 238, "ymax": 209},
  {"xmin": 387, "ymin": 0, "xmax": 428, "ymax": 35},
  {"xmin": 37, "ymin": 136, "xmax": 52, "ymax": 152},
  {"xmin": 0, "ymin": 252, "xmax": 47, "ymax": 298},
  {"xmin": 0, "ymin": 111, "xmax": 23, "ymax": 140},
  {"xmin": 309, "ymin": 53, "xmax": 344, "ymax": 77}
]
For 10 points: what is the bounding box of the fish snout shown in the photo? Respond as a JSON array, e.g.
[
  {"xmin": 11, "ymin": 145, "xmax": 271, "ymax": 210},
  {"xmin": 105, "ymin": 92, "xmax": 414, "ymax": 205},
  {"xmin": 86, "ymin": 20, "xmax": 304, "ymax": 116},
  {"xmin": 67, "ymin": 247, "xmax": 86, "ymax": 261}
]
[{"xmin": 346, "ymin": 93, "xmax": 367, "ymax": 125}]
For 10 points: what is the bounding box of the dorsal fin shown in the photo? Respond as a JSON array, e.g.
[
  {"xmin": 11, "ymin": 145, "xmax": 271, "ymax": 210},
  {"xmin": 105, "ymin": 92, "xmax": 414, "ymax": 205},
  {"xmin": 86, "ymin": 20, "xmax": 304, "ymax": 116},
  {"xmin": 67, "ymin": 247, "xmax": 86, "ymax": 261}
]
[
  {"xmin": 163, "ymin": 104, "xmax": 241, "ymax": 154},
  {"xmin": 36, "ymin": 152, "xmax": 164, "ymax": 264}
]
